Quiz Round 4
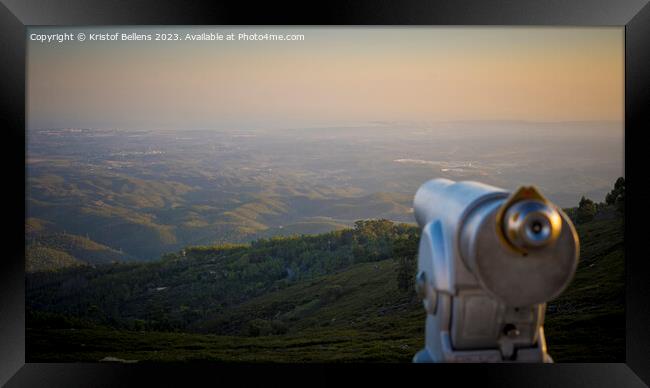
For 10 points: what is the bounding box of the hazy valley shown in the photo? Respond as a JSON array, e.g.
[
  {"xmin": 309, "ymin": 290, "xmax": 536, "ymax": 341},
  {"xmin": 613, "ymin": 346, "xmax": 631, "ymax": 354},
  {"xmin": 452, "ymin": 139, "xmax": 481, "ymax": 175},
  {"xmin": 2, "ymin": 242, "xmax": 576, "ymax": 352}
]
[{"xmin": 27, "ymin": 121, "xmax": 623, "ymax": 263}]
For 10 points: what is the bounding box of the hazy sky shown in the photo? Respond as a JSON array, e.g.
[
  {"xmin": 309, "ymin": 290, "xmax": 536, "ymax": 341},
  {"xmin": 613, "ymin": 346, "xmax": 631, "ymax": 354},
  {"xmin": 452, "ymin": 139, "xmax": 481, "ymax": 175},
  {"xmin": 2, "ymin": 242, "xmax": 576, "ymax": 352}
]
[{"xmin": 27, "ymin": 27, "xmax": 624, "ymax": 131}]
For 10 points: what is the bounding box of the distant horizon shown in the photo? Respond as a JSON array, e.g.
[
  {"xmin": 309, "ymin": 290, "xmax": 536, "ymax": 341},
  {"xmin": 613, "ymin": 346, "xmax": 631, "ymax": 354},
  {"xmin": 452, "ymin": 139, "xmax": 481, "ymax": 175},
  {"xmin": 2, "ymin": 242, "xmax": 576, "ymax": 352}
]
[
  {"xmin": 27, "ymin": 118, "xmax": 625, "ymax": 133},
  {"xmin": 28, "ymin": 27, "xmax": 623, "ymax": 131}
]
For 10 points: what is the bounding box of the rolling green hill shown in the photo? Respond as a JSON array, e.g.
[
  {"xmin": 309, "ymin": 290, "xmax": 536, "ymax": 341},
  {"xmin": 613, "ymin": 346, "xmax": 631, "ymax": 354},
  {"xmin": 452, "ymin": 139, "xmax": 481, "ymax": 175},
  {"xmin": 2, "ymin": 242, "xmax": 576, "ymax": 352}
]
[
  {"xmin": 26, "ymin": 217, "xmax": 134, "ymax": 271},
  {"xmin": 27, "ymin": 163, "xmax": 415, "ymax": 260},
  {"xmin": 26, "ymin": 211, "xmax": 624, "ymax": 362},
  {"xmin": 26, "ymin": 246, "xmax": 84, "ymax": 273}
]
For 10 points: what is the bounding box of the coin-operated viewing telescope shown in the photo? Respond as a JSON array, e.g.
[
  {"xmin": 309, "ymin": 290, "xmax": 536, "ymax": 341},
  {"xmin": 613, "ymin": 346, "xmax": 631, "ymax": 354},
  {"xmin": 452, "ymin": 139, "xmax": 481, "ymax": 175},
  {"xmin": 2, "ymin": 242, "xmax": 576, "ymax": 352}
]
[{"xmin": 412, "ymin": 179, "xmax": 579, "ymax": 363}]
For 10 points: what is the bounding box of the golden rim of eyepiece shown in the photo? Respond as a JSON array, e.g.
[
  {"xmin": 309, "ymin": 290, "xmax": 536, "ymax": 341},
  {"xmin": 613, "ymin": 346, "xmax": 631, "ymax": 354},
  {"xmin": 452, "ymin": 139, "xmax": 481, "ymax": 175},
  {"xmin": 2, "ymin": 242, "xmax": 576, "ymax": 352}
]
[{"xmin": 495, "ymin": 186, "xmax": 562, "ymax": 255}]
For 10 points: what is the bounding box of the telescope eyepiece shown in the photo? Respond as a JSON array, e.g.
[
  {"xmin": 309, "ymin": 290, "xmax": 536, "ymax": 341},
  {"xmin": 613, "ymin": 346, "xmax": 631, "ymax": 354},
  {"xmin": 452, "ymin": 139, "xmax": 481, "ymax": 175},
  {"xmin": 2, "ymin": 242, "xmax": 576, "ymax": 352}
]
[{"xmin": 503, "ymin": 199, "xmax": 562, "ymax": 251}]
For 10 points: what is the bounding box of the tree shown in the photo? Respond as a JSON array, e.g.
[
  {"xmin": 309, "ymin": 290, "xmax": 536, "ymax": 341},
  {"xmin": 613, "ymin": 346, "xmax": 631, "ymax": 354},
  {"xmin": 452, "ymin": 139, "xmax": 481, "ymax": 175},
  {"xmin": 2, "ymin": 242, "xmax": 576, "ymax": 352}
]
[
  {"xmin": 393, "ymin": 234, "xmax": 418, "ymax": 294},
  {"xmin": 605, "ymin": 177, "xmax": 625, "ymax": 214},
  {"xmin": 352, "ymin": 219, "xmax": 396, "ymax": 263},
  {"xmin": 616, "ymin": 190, "xmax": 625, "ymax": 214},
  {"xmin": 577, "ymin": 196, "xmax": 596, "ymax": 223},
  {"xmin": 396, "ymin": 256, "xmax": 417, "ymax": 294}
]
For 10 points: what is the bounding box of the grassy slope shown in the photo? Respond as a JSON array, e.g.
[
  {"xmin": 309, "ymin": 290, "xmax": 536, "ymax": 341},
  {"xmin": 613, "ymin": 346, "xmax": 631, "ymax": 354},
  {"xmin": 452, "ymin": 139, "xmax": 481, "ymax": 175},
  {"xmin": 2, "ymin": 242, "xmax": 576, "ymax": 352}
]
[
  {"xmin": 193, "ymin": 259, "xmax": 422, "ymax": 336},
  {"xmin": 544, "ymin": 217, "xmax": 624, "ymax": 362},
  {"xmin": 27, "ymin": 260, "xmax": 423, "ymax": 362},
  {"xmin": 26, "ymin": 215, "xmax": 624, "ymax": 363}
]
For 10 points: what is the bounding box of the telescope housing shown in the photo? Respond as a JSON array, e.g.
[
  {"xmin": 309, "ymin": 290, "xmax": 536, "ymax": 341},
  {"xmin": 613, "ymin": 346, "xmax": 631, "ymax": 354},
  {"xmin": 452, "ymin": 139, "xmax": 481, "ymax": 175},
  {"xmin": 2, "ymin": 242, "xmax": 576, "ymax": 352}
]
[{"xmin": 412, "ymin": 178, "xmax": 579, "ymax": 362}]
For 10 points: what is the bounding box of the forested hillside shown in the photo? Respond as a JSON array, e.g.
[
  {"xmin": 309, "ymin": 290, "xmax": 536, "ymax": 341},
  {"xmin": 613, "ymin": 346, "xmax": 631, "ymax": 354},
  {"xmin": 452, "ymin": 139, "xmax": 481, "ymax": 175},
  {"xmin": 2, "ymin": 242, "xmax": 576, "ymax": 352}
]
[
  {"xmin": 27, "ymin": 220, "xmax": 417, "ymax": 331},
  {"xmin": 26, "ymin": 206, "xmax": 624, "ymax": 362}
]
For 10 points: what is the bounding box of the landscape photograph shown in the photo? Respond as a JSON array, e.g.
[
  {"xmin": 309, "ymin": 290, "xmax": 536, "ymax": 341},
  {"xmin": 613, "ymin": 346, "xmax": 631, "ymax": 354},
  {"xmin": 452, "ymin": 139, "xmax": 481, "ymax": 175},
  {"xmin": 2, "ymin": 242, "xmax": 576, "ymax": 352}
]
[{"xmin": 26, "ymin": 27, "xmax": 624, "ymax": 362}]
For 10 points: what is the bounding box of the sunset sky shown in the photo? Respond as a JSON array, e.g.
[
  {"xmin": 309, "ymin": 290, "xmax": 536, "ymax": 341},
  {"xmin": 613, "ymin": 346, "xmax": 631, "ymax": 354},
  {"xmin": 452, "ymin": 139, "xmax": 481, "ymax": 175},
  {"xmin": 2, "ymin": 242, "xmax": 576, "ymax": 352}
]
[{"xmin": 27, "ymin": 27, "xmax": 624, "ymax": 131}]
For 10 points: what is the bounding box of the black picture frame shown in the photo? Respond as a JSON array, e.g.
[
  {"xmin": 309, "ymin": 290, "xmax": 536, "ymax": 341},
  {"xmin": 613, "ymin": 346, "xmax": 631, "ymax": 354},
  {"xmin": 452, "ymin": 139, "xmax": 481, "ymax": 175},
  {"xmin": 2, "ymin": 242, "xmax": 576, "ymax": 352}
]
[{"xmin": 1, "ymin": 0, "xmax": 648, "ymax": 386}]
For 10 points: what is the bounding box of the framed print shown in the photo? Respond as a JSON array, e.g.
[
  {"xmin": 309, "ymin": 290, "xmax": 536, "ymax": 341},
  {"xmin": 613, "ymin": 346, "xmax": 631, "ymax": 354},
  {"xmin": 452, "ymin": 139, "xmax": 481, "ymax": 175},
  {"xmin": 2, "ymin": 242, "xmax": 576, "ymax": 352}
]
[{"xmin": 1, "ymin": 0, "xmax": 648, "ymax": 386}]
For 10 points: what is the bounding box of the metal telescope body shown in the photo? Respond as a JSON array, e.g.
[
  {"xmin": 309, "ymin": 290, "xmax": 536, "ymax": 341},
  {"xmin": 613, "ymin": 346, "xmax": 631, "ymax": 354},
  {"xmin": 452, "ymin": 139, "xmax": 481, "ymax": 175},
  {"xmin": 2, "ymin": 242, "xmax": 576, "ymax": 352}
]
[{"xmin": 412, "ymin": 179, "xmax": 579, "ymax": 363}]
